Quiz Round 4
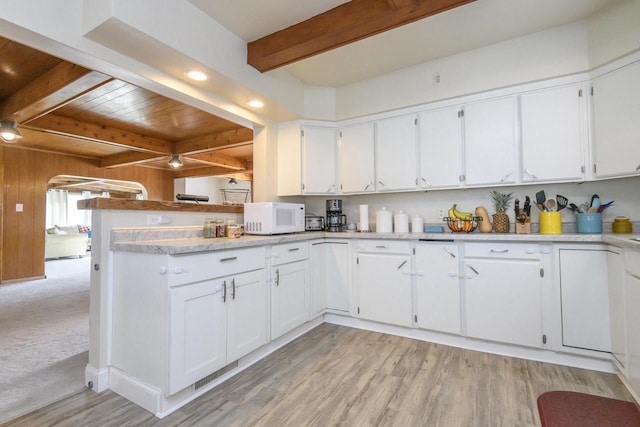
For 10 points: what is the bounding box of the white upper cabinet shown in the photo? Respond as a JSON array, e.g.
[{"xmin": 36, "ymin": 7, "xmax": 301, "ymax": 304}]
[
  {"xmin": 520, "ymin": 84, "xmax": 586, "ymax": 183},
  {"xmin": 277, "ymin": 122, "xmax": 337, "ymax": 196},
  {"xmin": 302, "ymin": 126, "xmax": 337, "ymax": 194},
  {"xmin": 375, "ymin": 114, "xmax": 418, "ymax": 191},
  {"xmin": 418, "ymin": 106, "xmax": 463, "ymax": 189},
  {"xmin": 338, "ymin": 122, "xmax": 376, "ymax": 194},
  {"xmin": 463, "ymin": 96, "xmax": 517, "ymax": 186},
  {"xmin": 592, "ymin": 60, "xmax": 640, "ymax": 178}
]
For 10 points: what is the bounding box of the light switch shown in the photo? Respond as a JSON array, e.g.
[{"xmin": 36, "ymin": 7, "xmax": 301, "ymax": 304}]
[{"xmin": 16, "ymin": 203, "xmax": 23, "ymax": 212}]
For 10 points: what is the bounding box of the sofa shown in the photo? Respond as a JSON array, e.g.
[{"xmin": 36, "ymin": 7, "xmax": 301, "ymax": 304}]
[{"xmin": 45, "ymin": 225, "xmax": 89, "ymax": 259}]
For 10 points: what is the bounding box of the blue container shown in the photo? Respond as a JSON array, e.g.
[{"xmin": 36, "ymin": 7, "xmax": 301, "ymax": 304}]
[{"xmin": 576, "ymin": 213, "xmax": 602, "ymax": 234}]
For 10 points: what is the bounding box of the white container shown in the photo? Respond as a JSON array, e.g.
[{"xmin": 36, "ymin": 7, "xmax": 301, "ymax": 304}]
[
  {"xmin": 411, "ymin": 215, "xmax": 424, "ymax": 234},
  {"xmin": 359, "ymin": 204, "xmax": 369, "ymax": 232},
  {"xmin": 394, "ymin": 210, "xmax": 409, "ymax": 233},
  {"xmin": 376, "ymin": 207, "xmax": 393, "ymax": 232}
]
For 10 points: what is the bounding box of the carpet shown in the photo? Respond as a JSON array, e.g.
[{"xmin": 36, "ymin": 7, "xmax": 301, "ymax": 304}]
[
  {"xmin": 0, "ymin": 256, "xmax": 90, "ymax": 424},
  {"xmin": 538, "ymin": 390, "xmax": 640, "ymax": 427}
]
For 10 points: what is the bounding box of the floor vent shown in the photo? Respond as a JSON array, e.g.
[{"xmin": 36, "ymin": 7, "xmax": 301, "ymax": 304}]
[{"xmin": 194, "ymin": 360, "xmax": 239, "ymax": 391}]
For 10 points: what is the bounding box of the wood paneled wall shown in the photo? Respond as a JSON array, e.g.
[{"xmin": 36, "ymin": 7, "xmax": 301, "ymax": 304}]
[{"xmin": 0, "ymin": 147, "xmax": 175, "ymax": 282}]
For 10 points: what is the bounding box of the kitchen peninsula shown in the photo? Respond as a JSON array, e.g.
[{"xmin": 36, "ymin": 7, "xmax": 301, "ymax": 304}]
[{"xmin": 81, "ymin": 199, "xmax": 640, "ymax": 417}]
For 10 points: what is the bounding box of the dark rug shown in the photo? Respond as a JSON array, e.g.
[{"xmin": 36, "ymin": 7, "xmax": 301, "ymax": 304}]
[{"xmin": 537, "ymin": 390, "xmax": 640, "ymax": 427}]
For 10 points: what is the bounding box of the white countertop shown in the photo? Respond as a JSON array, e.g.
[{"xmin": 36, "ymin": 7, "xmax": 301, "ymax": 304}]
[{"xmin": 108, "ymin": 227, "xmax": 640, "ymax": 255}]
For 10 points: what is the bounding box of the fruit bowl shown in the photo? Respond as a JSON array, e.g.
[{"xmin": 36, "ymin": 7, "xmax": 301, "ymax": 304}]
[{"xmin": 443, "ymin": 216, "xmax": 482, "ymax": 233}]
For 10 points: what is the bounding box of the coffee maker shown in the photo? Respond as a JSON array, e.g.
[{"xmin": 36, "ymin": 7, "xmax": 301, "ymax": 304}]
[{"xmin": 326, "ymin": 199, "xmax": 347, "ymax": 232}]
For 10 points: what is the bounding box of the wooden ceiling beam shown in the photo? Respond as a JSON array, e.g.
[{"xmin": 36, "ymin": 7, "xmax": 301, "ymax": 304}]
[
  {"xmin": 177, "ymin": 127, "xmax": 253, "ymax": 155},
  {"xmin": 188, "ymin": 151, "xmax": 248, "ymax": 170},
  {"xmin": 247, "ymin": 0, "xmax": 475, "ymax": 72},
  {"xmin": 25, "ymin": 114, "xmax": 174, "ymax": 155},
  {"xmin": 172, "ymin": 166, "xmax": 253, "ymax": 179},
  {"xmin": 0, "ymin": 62, "xmax": 113, "ymax": 123},
  {"xmin": 100, "ymin": 151, "xmax": 166, "ymax": 168}
]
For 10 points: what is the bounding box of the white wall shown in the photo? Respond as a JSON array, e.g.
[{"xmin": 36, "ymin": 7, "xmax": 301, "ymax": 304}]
[
  {"xmin": 588, "ymin": 0, "xmax": 640, "ymax": 68},
  {"xmin": 302, "ymin": 176, "xmax": 640, "ymax": 230},
  {"xmin": 182, "ymin": 176, "xmax": 252, "ymax": 205}
]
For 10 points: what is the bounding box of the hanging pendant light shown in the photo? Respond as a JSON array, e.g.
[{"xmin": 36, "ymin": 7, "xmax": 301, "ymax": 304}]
[
  {"xmin": 168, "ymin": 154, "xmax": 183, "ymax": 169},
  {"xmin": 228, "ymin": 177, "xmax": 238, "ymax": 185},
  {"xmin": 0, "ymin": 120, "xmax": 23, "ymax": 143}
]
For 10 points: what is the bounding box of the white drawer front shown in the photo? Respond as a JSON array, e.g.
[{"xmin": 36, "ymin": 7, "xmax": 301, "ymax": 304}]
[
  {"xmin": 464, "ymin": 242, "xmax": 541, "ymax": 259},
  {"xmin": 271, "ymin": 241, "xmax": 309, "ymax": 266},
  {"xmin": 170, "ymin": 247, "xmax": 266, "ymax": 286},
  {"xmin": 356, "ymin": 239, "xmax": 411, "ymax": 254},
  {"xmin": 625, "ymin": 248, "xmax": 640, "ymax": 278}
]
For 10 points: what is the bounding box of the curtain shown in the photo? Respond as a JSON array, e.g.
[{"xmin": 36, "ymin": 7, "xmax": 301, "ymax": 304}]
[{"xmin": 46, "ymin": 189, "xmax": 68, "ymax": 228}]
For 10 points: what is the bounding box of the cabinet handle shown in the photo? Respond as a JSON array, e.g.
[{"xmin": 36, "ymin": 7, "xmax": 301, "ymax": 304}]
[
  {"xmin": 220, "ymin": 256, "xmax": 238, "ymax": 262},
  {"xmin": 397, "ymin": 260, "xmax": 407, "ymax": 270},
  {"xmin": 327, "ymin": 184, "xmax": 335, "ymax": 192},
  {"xmin": 173, "ymin": 267, "xmax": 183, "ymax": 274},
  {"xmin": 421, "ymin": 177, "xmax": 430, "ymax": 187},
  {"xmin": 378, "ymin": 181, "xmax": 386, "ymax": 189},
  {"xmin": 500, "ymin": 171, "xmax": 512, "ymax": 182},
  {"xmin": 231, "ymin": 278, "xmax": 236, "ymax": 300},
  {"xmin": 443, "ymin": 247, "xmax": 456, "ymax": 258},
  {"xmin": 636, "ymin": 164, "xmax": 640, "ymax": 171},
  {"xmin": 364, "ymin": 182, "xmax": 373, "ymax": 191},
  {"xmin": 288, "ymin": 248, "xmax": 300, "ymax": 252},
  {"xmin": 449, "ymin": 272, "xmax": 457, "ymax": 277},
  {"xmin": 465, "ymin": 264, "xmax": 479, "ymax": 275},
  {"xmin": 222, "ymin": 280, "xmax": 227, "ymax": 303},
  {"xmin": 376, "ymin": 245, "xmax": 388, "ymax": 249},
  {"xmin": 524, "ymin": 169, "xmax": 538, "ymax": 179},
  {"xmin": 490, "ymin": 249, "xmax": 509, "ymax": 253},
  {"xmin": 275, "ymin": 268, "xmax": 280, "ymax": 286}
]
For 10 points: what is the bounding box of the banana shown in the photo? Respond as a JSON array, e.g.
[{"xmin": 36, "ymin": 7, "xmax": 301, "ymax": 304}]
[{"xmin": 451, "ymin": 204, "xmax": 473, "ymax": 220}]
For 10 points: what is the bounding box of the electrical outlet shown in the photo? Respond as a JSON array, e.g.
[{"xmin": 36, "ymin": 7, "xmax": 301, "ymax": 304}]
[{"xmin": 437, "ymin": 208, "xmax": 445, "ymax": 218}]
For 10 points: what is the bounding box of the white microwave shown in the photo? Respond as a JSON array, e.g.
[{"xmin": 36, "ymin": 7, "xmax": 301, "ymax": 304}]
[{"xmin": 244, "ymin": 202, "xmax": 305, "ymax": 235}]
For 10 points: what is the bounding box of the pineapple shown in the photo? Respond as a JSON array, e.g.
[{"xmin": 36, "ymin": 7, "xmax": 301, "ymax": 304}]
[{"xmin": 490, "ymin": 190, "xmax": 513, "ymax": 233}]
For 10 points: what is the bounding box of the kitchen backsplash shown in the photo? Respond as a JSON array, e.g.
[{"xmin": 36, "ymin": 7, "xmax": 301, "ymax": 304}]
[{"xmin": 302, "ymin": 176, "xmax": 640, "ymax": 233}]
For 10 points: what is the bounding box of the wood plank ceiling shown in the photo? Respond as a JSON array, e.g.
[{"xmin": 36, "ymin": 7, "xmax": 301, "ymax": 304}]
[{"xmin": 0, "ymin": 36, "xmax": 254, "ymax": 185}]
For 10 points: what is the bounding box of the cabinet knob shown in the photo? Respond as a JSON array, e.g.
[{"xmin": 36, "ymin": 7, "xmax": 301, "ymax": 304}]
[
  {"xmin": 159, "ymin": 266, "xmax": 167, "ymax": 275},
  {"xmin": 449, "ymin": 272, "xmax": 458, "ymax": 277},
  {"xmin": 173, "ymin": 266, "xmax": 183, "ymax": 274},
  {"xmin": 525, "ymin": 248, "xmax": 535, "ymax": 254}
]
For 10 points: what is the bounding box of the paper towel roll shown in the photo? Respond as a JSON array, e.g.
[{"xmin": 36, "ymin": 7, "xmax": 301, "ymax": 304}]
[
  {"xmin": 359, "ymin": 205, "xmax": 369, "ymax": 232},
  {"xmin": 394, "ymin": 210, "xmax": 409, "ymax": 233},
  {"xmin": 376, "ymin": 207, "xmax": 393, "ymax": 233}
]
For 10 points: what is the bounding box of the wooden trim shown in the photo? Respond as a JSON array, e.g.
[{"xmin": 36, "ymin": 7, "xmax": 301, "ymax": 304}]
[
  {"xmin": 247, "ymin": 0, "xmax": 476, "ymax": 72},
  {"xmin": 77, "ymin": 198, "xmax": 243, "ymax": 213}
]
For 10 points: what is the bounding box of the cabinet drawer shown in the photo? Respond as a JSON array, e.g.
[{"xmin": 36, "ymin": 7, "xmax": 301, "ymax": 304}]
[
  {"xmin": 464, "ymin": 242, "xmax": 541, "ymax": 259},
  {"xmin": 356, "ymin": 239, "xmax": 411, "ymax": 254},
  {"xmin": 271, "ymin": 241, "xmax": 309, "ymax": 266},
  {"xmin": 625, "ymin": 248, "xmax": 640, "ymax": 278},
  {"xmin": 170, "ymin": 247, "xmax": 266, "ymax": 286}
]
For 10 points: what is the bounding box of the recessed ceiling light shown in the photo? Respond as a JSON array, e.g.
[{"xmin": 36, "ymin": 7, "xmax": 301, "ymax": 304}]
[
  {"xmin": 248, "ymin": 100, "xmax": 264, "ymax": 108},
  {"xmin": 186, "ymin": 71, "xmax": 207, "ymax": 81}
]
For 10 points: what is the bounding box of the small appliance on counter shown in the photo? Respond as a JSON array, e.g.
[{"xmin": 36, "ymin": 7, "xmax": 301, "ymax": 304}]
[
  {"xmin": 244, "ymin": 202, "xmax": 305, "ymax": 235},
  {"xmin": 305, "ymin": 214, "xmax": 325, "ymax": 231},
  {"xmin": 326, "ymin": 199, "xmax": 347, "ymax": 232}
]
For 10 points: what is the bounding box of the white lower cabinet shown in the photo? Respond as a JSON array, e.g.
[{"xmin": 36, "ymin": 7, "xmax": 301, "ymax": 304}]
[
  {"xmin": 463, "ymin": 243, "xmax": 544, "ymax": 348},
  {"xmin": 415, "ymin": 242, "xmax": 461, "ymax": 335},
  {"xmin": 625, "ymin": 249, "xmax": 640, "ymax": 398},
  {"xmin": 271, "ymin": 242, "xmax": 310, "ymax": 339},
  {"xmin": 355, "ymin": 240, "xmax": 412, "ymax": 328},
  {"xmin": 557, "ymin": 246, "xmax": 611, "ymax": 353},
  {"xmin": 310, "ymin": 239, "xmax": 350, "ymax": 315},
  {"xmin": 608, "ymin": 246, "xmax": 626, "ymax": 373}
]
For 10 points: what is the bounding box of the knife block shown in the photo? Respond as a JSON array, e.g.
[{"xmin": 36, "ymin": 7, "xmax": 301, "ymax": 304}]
[{"xmin": 515, "ymin": 209, "xmax": 531, "ymax": 234}]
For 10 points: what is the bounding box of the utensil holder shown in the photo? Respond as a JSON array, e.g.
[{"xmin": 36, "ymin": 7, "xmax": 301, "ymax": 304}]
[
  {"xmin": 539, "ymin": 211, "xmax": 562, "ymax": 234},
  {"xmin": 576, "ymin": 212, "xmax": 602, "ymax": 234}
]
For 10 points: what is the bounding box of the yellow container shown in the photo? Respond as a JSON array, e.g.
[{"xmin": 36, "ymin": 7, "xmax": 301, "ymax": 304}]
[{"xmin": 539, "ymin": 211, "xmax": 562, "ymax": 234}]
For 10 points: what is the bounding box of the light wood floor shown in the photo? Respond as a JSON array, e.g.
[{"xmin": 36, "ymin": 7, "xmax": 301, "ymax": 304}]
[{"xmin": 2, "ymin": 323, "xmax": 633, "ymax": 427}]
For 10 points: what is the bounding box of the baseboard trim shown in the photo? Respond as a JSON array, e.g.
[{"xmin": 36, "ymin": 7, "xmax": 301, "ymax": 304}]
[{"xmin": 84, "ymin": 364, "xmax": 109, "ymax": 393}]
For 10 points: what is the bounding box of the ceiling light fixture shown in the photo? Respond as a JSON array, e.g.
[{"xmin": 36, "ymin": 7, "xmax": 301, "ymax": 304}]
[
  {"xmin": 0, "ymin": 120, "xmax": 23, "ymax": 142},
  {"xmin": 186, "ymin": 70, "xmax": 207, "ymax": 81},
  {"xmin": 168, "ymin": 154, "xmax": 183, "ymax": 169},
  {"xmin": 228, "ymin": 177, "xmax": 238, "ymax": 185},
  {"xmin": 248, "ymin": 100, "xmax": 264, "ymax": 108}
]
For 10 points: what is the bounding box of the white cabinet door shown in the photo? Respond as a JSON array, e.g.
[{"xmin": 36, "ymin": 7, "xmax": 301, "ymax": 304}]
[
  {"xmin": 338, "ymin": 123, "xmax": 376, "ymax": 193},
  {"xmin": 559, "ymin": 249, "xmax": 611, "ymax": 352},
  {"xmin": 521, "ymin": 84, "xmax": 586, "ymax": 182},
  {"xmin": 356, "ymin": 252, "xmax": 412, "ymax": 327},
  {"xmin": 271, "ymin": 260, "xmax": 310, "ymax": 339},
  {"xmin": 302, "ymin": 126, "xmax": 337, "ymax": 194},
  {"xmin": 592, "ymin": 61, "xmax": 640, "ymax": 178},
  {"xmin": 169, "ymin": 280, "xmax": 226, "ymax": 395},
  {"xmin": 226, "ymin": 270, "xmax": 268, "ymax": 362},
  {"xmin": 463, "ymin": 96, "xmax": 517, "ymax": 186},
  {"xmin": 277, "ymin": 121, "xmax": 303, "ymax": 196},
  {"xmin": 311, "ymin": 240, "xmax": 350, "ymax": 315},
  {"xmin": 625, "ymin": 273, "xmax": 640, "ymax": 398},
  {"xmin": 376, "ymin": 114, "xmax": 418, "ymax": 191},
  {"xmin": 418, "ymin": 106, "xmax": 463, "ymax": 189},
  {"xmin": 608, "ymin": 247, "xmax": 626, "ymax": 372},
  {"xmin": 464, "ymin": 257, "xmax": 543, "ymax": 348},
  {"xmin": 415, "ymin": 243, "xmax": 461, "ymax": 335}
]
